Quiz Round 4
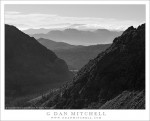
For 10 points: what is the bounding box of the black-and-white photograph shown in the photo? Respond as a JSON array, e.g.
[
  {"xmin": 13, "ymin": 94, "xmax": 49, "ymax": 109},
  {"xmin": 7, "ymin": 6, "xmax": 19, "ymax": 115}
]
[{"xmin": 4, "ymin": 3, "xmax": 146, "ymax": 110}]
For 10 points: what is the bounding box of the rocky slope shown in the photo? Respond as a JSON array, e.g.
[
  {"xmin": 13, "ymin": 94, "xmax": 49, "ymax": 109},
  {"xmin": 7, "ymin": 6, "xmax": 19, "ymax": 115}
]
[
  {"xmin": 5, "ymin": 25, "xmax": 72, "ymax": 100},
  {"xmin": 100, "ymin": 90, "xmax": 145, "ymax": 109},
  {"xmin": 27, "ymin": 24, "xmax": 145, "ymax": 109}
]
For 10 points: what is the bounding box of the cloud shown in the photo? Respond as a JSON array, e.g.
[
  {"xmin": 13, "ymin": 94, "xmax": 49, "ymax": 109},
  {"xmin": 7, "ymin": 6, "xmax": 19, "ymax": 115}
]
[
  {"xmin": 5, "ymin": 11, "xmax": 21, "ymax": 15},
  {"xmin": 5, "ymin": 11, "xmax": 144, "ymax": 31}
]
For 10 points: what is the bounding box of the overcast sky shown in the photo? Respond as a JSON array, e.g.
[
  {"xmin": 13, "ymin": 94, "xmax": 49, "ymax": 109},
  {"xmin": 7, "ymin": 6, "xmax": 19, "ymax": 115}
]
[{"xmin": 5, "ymin": 4, "xmax": 145, "ymax": 31}]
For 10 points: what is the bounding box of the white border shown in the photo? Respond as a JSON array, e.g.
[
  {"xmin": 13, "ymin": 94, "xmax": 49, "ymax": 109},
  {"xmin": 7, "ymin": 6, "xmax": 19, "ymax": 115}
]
[{"xmin": 0, "ymin": 1, "xmax": 149, "ymax": 121}]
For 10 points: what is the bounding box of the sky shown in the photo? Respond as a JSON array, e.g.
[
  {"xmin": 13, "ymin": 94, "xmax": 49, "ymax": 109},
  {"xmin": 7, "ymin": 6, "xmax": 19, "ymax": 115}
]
[{"xmin": 5, "ymin": 4, "xmax": 145, "ymax": 31}]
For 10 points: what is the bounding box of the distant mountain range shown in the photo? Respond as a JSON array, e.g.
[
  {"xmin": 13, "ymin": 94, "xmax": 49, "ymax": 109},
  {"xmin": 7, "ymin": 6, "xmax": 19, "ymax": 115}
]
[
  {"xmin": 27, "ymin": 24, "xmax": 145, "ymax": 109},
  {"xmin": 23, "ymin": 28, "xmax": 51, "ymax": 34},
  {"xmin": 5, "ymin": 25, "xmax": 72, "ymax": 105},
  {"xmin": 31, "ymin": 28, "xmax": 123, "ymax": 45},
  {"xmin": 37, "ymin": 38, "xmax": 111, "ymax": 70}
]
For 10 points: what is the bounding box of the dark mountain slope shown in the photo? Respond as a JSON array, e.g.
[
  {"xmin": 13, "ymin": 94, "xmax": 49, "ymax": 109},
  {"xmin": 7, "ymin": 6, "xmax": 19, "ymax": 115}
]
[
  {"xmin": 32, "ymin": 29, "xmax": 122, "ymax": 45},
  {"xmin": 5, "ymin": 25, "xmax": 71, "ymax": 98},
  {"xmin": 59, "ymin": 24, "xmax": 145, "ymax": 109},
  {"xmin": 29, "ymin": 24, "xmax": 145, "ymax": 109}
]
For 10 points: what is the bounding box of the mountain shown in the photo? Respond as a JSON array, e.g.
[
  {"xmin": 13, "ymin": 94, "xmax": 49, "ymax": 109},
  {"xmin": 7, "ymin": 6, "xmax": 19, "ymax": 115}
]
[
  {"xmin": 54, "ymin": 44, "xmax": 111, "ymax": 70},
  {"xmin": 32, "ymin": 29, "xmax": 123, "ymax": 45},
  {"xmin": 23, "ymin": 28, "xmax": 51, "ymax": 34},
  {"xmin": 5, "ymin": 25, "xmax": 72, "ymax": 100},
  {"xmin": 37, "ymin": 38, "xmax": 110, "ymax": 70},
  {"xmin": 37, "ymin": 38, "xmax": 78, "ymax": 50},
  {"xmin": 27, "ymin": 24, "xmax": 145, "ymax": 109}
]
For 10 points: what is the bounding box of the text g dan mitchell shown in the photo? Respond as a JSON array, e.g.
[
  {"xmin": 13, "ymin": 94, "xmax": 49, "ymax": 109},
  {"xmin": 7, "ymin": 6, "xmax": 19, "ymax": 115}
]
[{"xmin": 46, "ymin": 111, "xmax": 106, "ymax": 117}]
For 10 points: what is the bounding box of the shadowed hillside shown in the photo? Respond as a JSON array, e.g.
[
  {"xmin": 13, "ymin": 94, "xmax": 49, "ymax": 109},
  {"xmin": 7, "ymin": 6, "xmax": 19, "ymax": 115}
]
[{"xmin": 5, "ymin": 25, "xmax": 72, "ymax": 107}]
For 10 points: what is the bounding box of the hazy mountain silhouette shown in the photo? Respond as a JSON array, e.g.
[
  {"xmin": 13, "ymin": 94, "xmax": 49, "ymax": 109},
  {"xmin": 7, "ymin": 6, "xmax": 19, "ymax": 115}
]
[
  {"xmin": 5, "ymin": 25, "xmax": 72, "ymax": 99},
  {"xmin": 23, "ymin": 28, "xmax": 51, "ymax": 34},
  {"xmin": 37, "ymin": 38, "xmax": 110, "ymax": 70},
  {"xmin": 37, "ymin": 38, "xmax": 78, "ymax": 50},
  {"xmin": 27, "ymin": 24, "xmax": 145, "ymax": 109},
  {"xmin": 32, "ymin": 29, "xmax": 123, "ymax": 45}
]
